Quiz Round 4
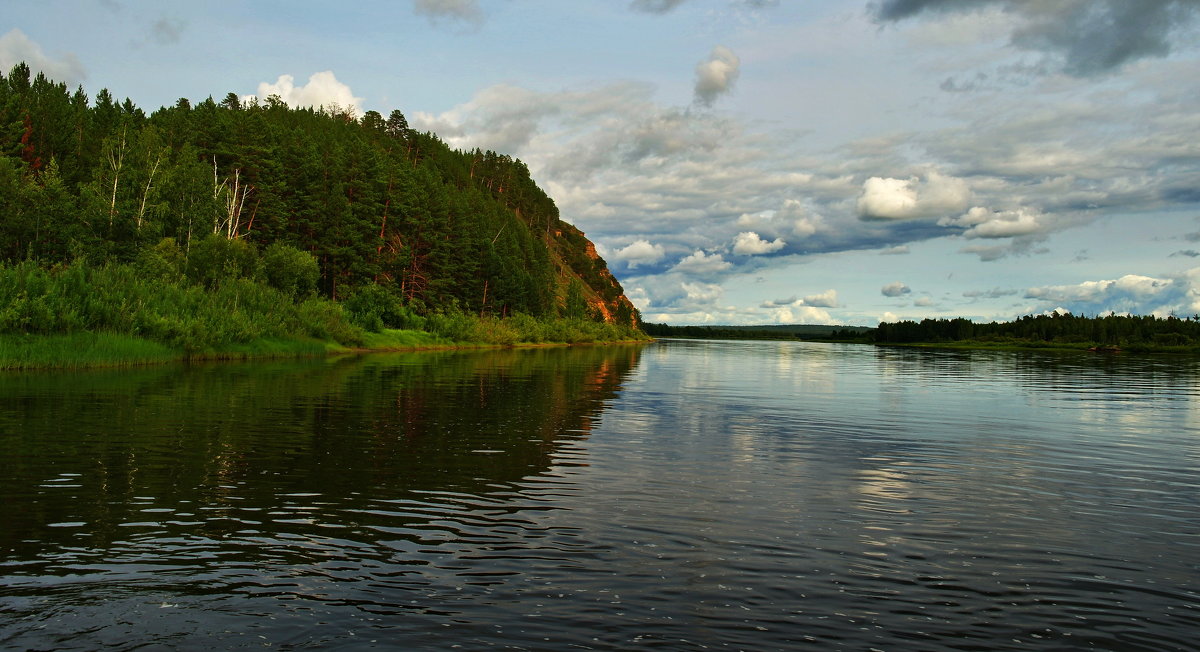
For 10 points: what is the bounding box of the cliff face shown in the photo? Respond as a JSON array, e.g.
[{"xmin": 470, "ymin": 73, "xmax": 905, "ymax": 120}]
[{"xmin": 548, "ymin": 222, "xmax": 639, "ymax": 327}]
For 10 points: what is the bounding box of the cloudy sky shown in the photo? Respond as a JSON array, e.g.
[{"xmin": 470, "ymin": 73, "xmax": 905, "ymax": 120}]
[{"xmin": 6, "ymin": 0, "xmax": 1200, "ymax": 325}]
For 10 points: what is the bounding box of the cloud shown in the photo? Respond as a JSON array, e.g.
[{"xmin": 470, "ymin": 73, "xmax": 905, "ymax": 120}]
[
  {"xmin": 732, "ymin": 231, "xmax": 786, "ymax": 255},
  {"xmin": 736, "ymin": 199, "xmax": 824, "ymax": 241},
  {"xmin": 149, "ymin": 17, "xmax": 185, "ymax": 45},
  {"xmin": 245, "ymin": 71, "xmax": 364, "ymax": 114},
  {"xmin": 0, "ymin": 29, "xmax": 86, "ymax": 84},
  {"xmin": 612, "ymin": 239, "xmax": 666, "ymax": 267},
  {"xmin": 803, "ymin": 288, "xmax": 838, "ymax": 308},
  {"xmin": 879, "ymin": 245, "xmax": 910, "ymax": 255},
  {"xmin": 672, "ymin": 250, "xmax": 733, "ymax": 275},
  {"xmin": 760, "ymin": 288, "xmax": 837, "ymax": 309},
  {"xmin": 682, "ymin": 281, "xmax": 724, "ymax": 303},
  {"xmin": 413, "ymin": 0, "xmax": 483, "ymax": 25},
  {"xmin": 771, "ymin": 305, "xmax": 834, "ymax": 324},
  {"xmin": 1025, "ymin": 271, "xmax": 1200, "ymax": 316},
  {"xmin": 913, "ymin": 297, "xmax": 935, "ymax": 307},
  {"xmin": 857, "ymin": 171, "xmax": 970, "ymax": 220},
  {"xmin": 694, "ymin": 45, "xmax": 740, "ymax": 106},
  {"xmin": 873, "ymin": 0, "xmax": 1200, "ymax": 76},
  {"xmin": 960, "ymin": 235, "xmax": 1047, "ymax": 261},
  {"xmin": 1171, "ymin": 249, "xmax": 1200, "ymax": 258},
  {"xmin": 881, "ymin": 281, "xmax": 912, "ymax": 297},
  {"xmin": 940, "ymin": 206, "xmax": 1045, "ymax": 238},
  {"xmin": 963, "ymin": 287, "xmax": 1019, "ymax": 299}
]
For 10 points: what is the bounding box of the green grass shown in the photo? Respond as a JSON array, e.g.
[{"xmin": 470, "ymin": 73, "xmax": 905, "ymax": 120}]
[
  {"xmin": 357, "ymin": 328, "xmax": 448, "ymax": 350},
  {"xmin": 0, "ymin": 332, "xmax": 179, "ymax": 370}
]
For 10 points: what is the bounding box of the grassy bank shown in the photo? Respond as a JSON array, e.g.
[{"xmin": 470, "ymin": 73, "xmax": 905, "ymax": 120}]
[{"xmin": 0, "ymin": 259, "xmax": 648, "ymax": 370}]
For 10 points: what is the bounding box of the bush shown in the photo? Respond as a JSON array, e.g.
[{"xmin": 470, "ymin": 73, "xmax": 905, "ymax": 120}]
[
  {"xmin": 344, "ymin": 283, "xmax": 426, "ymax": 332},
  {"xmin": 261, "ymin": 242, "xmax": 319, "ymax": 297},
  {"xmin": 136, "ymin": 238, "xmax": 186, "ymax": 282},
  {"xmin": 186, "ymin": 234, "xmax": 260, "ymax": 288}
]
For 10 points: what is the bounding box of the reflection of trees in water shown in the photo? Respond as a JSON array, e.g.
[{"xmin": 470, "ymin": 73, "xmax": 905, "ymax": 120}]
[
  {"xmin": 0, "ymin": 346, "xmax": 644, "ymax": 554},
  {"xmin": 872, "ymin": 345, "xmax": 1200, "ymax": 395}
]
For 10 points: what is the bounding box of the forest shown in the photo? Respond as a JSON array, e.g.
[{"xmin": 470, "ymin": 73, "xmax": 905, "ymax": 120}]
[
  {"xmin": 873, "ymin": 312, "xmax": 1200, "ymax": 351},
  {"xmin": 0, "ymin": 63, "xmax": 643, "ymax": 365}
]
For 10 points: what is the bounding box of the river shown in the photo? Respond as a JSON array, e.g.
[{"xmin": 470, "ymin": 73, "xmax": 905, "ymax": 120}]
[{"xmin": 1, "ymin": 340, "xmax": 1197, "ymax": 650}]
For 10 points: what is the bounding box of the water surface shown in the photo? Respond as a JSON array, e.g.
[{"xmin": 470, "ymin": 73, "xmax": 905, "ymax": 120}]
[{"xmin": 1, "ymin": 341, "xmax": 1197, "ymax": 649}]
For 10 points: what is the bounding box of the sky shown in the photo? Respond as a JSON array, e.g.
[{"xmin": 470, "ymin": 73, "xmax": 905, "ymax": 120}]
[{"xmin": 5, "ymin": 0, "xmax": 1200, "ymax": 325}]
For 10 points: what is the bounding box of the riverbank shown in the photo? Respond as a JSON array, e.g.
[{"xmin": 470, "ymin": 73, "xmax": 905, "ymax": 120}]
[
  {"xmin": 0, "ymin": 328, "xmax": 651, "ymax": 371},
  {"xmin": 0, "ymin": 258, "xmax": 648, "ymax": 370}
]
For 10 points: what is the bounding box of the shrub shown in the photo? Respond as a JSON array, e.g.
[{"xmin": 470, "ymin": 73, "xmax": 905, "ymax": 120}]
[
  {"xmin": 261, "ymin": 242, "xmax": 319, "ymax": 297},
  {"xmin": 186, "ymin": 234, "xmax": 260, "ymax": 288}
]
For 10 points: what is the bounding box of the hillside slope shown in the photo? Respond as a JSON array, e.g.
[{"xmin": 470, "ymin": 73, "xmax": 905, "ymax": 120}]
[{"xmin": 0, "ymin": 63, "xmax": 638, "ymax": 327}]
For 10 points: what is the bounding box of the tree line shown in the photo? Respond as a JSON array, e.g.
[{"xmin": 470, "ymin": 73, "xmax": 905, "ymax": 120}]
[{"xmin": 873, "ymin": 312, "xmax": 1200, "ymax": 349}]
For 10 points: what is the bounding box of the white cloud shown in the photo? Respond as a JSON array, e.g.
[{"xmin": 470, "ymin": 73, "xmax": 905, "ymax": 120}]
[
  {"xmin": 246, "ymin": 71, "xmax": 363, "ymax": 114},
  {"xmin": 672, "ymin": 250, "xmax": 732, "ymax": 274},
  {"xmin": 736, "ymin": 199, "xmax": 823, "ymax": 241},
  {"xmin": 879, "ymin": 245, "xmax": 910, "ymax": 255},
  {"xmin": 771, "ymin": 305, "xmax": 834, "ymax": 324},
  {"xmin": 1024, "ymin": 271, "xmax": 1200, "ymax": 316},
  {"xmin": 857, "ymin": 170, "xmax": 971, "ymax": 220},
  {"xmin": 0, "ymin": 29, "xmax": 85, "ymax": 84},
  {"xmin": 913, "ymin": 296, "xmax": 934, "ymax": 307},
  {"xmin": 761, "ymin": 288, "xmax": 838, "ymax": 309},
  {"xmin": 803, "ymin": 288, "xmax": 838, "ymax": 308},
  {"xmin": 694, "ymin": 45, "xmax": 740, "ymax": 106},
  {"xmin": 682, "ymin": 281, "xmax": 724, "ymax": 303},
  {"xmin": 881, "ymin": 311, "xmax": 901, "ymax": 323},
  {"xmin": 881, "ymin": 281, "xmax": 911, "ymax": 297},
  {"xmin": 942, "ymin": 206, "xmax": 1045, "ymax": 239},
  {"xmin": 732, "ymin": 231, "xmax": 786, "ymax": 255},
  {"xmin": 1026, "ymin": 274, "xmax": 1171, "ymax": 304},
  {"xmin": 626, "ymin": 286, "xmax": 651, "ymax": 311},
  {"xmin": 612, "ymin": 239, "xmax": 666, "ymax": 267}
]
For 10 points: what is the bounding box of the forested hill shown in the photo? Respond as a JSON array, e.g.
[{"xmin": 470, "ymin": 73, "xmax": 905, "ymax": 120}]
[{"xmin": 0, "ymin": 63, "xmax": 638, "ymax": 326}]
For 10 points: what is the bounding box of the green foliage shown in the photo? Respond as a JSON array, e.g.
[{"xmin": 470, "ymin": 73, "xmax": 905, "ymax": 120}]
[
  {"xmin": 136, "ymin": 237, "xmax": 186, "ymax": 281},
  {"xmin": 0, "ymin": 62, "xmax": 646, "ymax": 360},
  {"xmin": 343, "ymin": 283, "xmax": 424, "ymax": 332},
  {"xmin": 186, "ymin": 233, "xmax": 260, "ymax": 287},
  {"xmin": 562, "ymin": 279, "xmax": 589, "ymax": 320},
  {"xmin": 261, "ymin": 242, "xmax": 319, "ymax": 297},
  {"xmin": 0, "ymin": 63, "xmax": 640, "ymax": 322},
  {"xmin": 0, "ymin": 258, "xmax": 364, "ymax": 354}
]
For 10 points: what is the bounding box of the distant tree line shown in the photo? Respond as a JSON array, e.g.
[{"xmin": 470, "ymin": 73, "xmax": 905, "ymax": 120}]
[
  {"xmin": 640, "ymin": 322, "xmax": 870, "ymax": 341},
  {"xmin": 873, "ymin": 312, "xmax": 1200, "ymax": 348}
]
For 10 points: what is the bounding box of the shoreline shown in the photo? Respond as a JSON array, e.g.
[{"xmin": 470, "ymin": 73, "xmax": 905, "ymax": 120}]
[
  {"xmin": 0, "ymin": 330, "xmax": 653, "ymax": 371},
  {"xmin": 652, "ymin": 335, "xmax": 1196, "ymax": 354}
]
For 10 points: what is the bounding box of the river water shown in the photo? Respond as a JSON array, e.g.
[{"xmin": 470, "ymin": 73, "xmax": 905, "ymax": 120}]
[{"xmin": 1, "ymin": 340, "xmax": 1197, "ymax": 650}]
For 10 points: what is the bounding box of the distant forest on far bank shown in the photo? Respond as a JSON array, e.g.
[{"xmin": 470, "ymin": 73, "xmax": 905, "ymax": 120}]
[{"xmin": 645, "ymin": 312, "xmax": 1200, "ymax": 351}]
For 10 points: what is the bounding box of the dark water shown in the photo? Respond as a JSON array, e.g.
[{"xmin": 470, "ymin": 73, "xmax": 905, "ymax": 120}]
[{"xmin": 1, "ymin": 341, "xmax": 1197, "ymax": 650}]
